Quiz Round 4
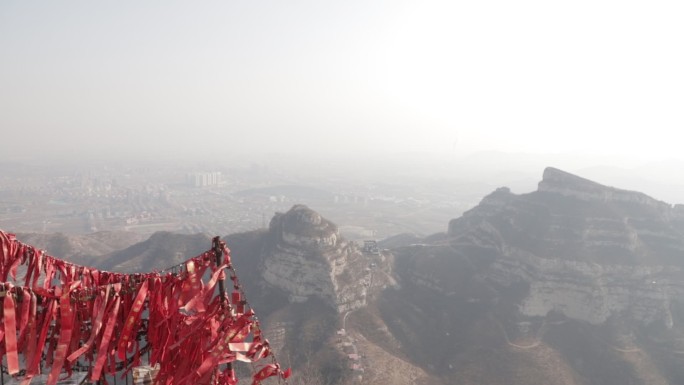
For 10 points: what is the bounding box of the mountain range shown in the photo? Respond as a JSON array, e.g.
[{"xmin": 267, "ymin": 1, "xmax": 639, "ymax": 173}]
[{"xmin": 17, "ymin": 167, "xmax": 684, "ymax": 385}]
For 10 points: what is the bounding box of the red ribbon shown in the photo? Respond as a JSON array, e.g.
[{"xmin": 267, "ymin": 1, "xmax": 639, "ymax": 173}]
[
  {"xmin": 67, "ymin": 284, "xmax": 110, "ymax": 363},
  {"xmin": 179, "ymin": 259, "xmax": 206, "ymax": 308},
  {"xmin": 91, "ymin": 284, "xmax": 121, "ymax": 382},
  {"xmin": 47, "ymin": 281, "xmax": 80, "ymax": 385},
  {"xmin": 182, "ymin": 264, "xmax": 227, "ymax": 314},
  {"xmin": 23, "ymin": 289, "xmax": 38, "ymax": 378},
  {"xmin": 17, "ymin": 287, "xmax": 31, "ymax": 344},
  {"xmin": 0, "ymin": 230, "xmax": 286, "ymax": 385},
  {"xmin": 251, "ymin": 363, "xmax": 288, "ymax": 385},
  {"xmin": 117, "ymin": 278, "xmax": 149, "ymax": 360},
  {"xmin": 3, "ymin": 284, "xmax": 19, "ymax": 375}
]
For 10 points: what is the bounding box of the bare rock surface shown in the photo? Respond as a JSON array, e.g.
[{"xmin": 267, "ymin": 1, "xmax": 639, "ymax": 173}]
[{"xmin": 261, "ymin": 205, "xmax": 391, "ymax": 312}]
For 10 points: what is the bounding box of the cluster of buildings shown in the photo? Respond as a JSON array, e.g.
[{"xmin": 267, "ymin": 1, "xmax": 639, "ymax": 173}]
[{"xmin": 186, "ymin": 172, "xmax": 222, "ymax": 187}]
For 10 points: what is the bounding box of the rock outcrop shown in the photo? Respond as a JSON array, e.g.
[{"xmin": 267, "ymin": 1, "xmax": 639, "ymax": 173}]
[
  {"xmin": 261, "ymin": 205, "xmax": 380, "ymax": 312},
  {"xmin": 538, "ymin": 167, "xmax": 673, "ymax": 210},
  {"xmin": 381, "ymin": 168, "xmax": 684, "ymax": 384},
  {"xmin": 435, "ymin": 167, "xmax": 684, "ymax": 327}
]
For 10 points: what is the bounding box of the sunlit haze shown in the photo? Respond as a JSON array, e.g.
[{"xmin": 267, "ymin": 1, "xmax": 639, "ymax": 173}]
[
  {"xmin": 4, "ymin": 4, "xmax": 684, "ymax": 384},
  {"xmin": 1, "ymin": 1, "xmax": 683, "ymax": 164}
]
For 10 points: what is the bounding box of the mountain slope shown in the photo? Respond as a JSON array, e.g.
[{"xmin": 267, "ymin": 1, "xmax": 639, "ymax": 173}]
[
  {"xmin": 19, "ymin": 168, "xmax": 684, "ymax": 384},
  {"xmin": 94, "ymin": 231, "xmax": 212, "ymax": 272},
  {"xmin": 387, "ymin": 167, "xmax": 684, "ymax": 384},
  {"xmin": 16, "ymin": 231, "xmax": 144, "ymax": 265}
]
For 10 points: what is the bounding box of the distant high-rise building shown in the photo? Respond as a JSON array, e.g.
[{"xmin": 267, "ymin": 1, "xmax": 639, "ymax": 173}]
[{"xmin": 187, "ymin": 172, "xmax": 222, "ymax": 187}]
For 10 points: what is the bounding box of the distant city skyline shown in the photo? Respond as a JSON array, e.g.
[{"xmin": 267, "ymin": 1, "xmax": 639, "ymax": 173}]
[{"xmin": 1, "ymin": 1, "xmax": 683, "ymax": 164}]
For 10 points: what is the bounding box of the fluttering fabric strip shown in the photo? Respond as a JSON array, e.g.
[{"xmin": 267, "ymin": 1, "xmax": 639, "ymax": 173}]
[{"xmin": 0, "ymin": 230, "xmax": 290, "ymax": 385}]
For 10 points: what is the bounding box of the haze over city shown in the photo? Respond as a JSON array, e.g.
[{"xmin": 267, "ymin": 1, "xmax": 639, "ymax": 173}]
[
  {"xmin": 5, "ymin": 2, "xmax": 684, "ymax": 385},
  {"xmin": 2, "ymin": 0, "xmax": 683, "ymax": 166}
]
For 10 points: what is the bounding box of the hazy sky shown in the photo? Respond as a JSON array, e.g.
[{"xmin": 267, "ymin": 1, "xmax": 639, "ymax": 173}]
[{"xmin": 1, "ymin": 1, "xmax": 682, "ymax": 163}]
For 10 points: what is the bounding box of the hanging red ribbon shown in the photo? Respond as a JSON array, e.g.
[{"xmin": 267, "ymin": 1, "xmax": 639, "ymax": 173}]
[
  {"xmin": 91, "ymin": 284, "xmax": 122, "ymax": 382},
  {"xmin": 4, "ymin": 284, "xmax": 20, "ymax": 375},
  {"xmin": 47, "ymin": 281, "xmax": 81, "ymax": 385},
  {"xmin": 251, "ymin": 363, "xmax": 291, "ymax": 385},
  {"xmin": 67, "ymin": 284, "xmax": 110, "ymax": 363},
  {"xmin": 0, "ymin": 229, "xmax": 290, "ymax": 385},
  {"xmin": 117, "ymin": 278, "xmax": 149, "ymax": 360}
]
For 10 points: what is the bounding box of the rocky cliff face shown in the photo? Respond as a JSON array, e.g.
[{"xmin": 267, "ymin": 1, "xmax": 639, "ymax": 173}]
[
  {"xmin": 261, "ymin": 205, "xmax": 382, "ymax": 313},
  {"xmin": 384, "ymin": 167, "xmax": 684, "ymax": 384},
  {"xmin": 493, "ymin": 250, "xmax": 682, "ymax": 325},
  {"xmin": 538, "ymin": 167, "xmax": 674, "ymax": 210},
  {"xmin": 441, "ymin": 167, "xmax": 684, "ymax": 326}
]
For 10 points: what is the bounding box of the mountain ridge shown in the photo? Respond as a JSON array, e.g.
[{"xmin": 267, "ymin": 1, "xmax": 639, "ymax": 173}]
[
  {"xmin": 10, "ymin": 167, "xmax": 684, "ymax": 384},
  {"xmin": 539, "ymin": 166, "xmax": 678, "ymax": 210}
]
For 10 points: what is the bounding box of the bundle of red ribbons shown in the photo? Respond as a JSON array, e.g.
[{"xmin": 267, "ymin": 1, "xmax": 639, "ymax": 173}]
[{"xmin": 0, "ymin": 230, "xmax": 290, "ymax": 385}]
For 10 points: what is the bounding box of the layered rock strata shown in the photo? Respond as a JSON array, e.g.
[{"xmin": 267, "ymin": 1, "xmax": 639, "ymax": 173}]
[
  {"xmin": 261, "ymin": 205, "xmax": 375, "ymax": 312},
  {"xmin": 436, "ymin": 167, "xmax": 684, "ymax": 326}
]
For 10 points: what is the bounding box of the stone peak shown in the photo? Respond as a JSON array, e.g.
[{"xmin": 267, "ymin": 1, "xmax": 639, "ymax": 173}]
[
  {"xmin": 286, "ymin": 204, "xmax": 323, "ymax": 225},
  {"xmin": 540, "ymin": 167, "xmax": 607, "ymax": 192},
  {"xmin": 269, "ymin": 204, "xmax": 338, "ymax": 240},
  {"xmin": 538, "ymin": 167, "xmax": 670, "ymax": 209}
]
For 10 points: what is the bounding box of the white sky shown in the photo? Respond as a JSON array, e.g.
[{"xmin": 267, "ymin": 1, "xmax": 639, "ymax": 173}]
[{"xmin": 1, "ymin": 0, "xmax": 683, "ymax": 163}]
